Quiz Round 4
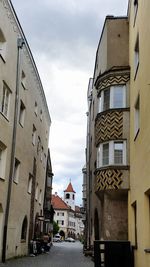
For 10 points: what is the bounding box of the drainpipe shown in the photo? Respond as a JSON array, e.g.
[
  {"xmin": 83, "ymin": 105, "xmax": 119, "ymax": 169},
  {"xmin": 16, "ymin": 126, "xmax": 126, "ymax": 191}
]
[{"xmin": 2, "ymin": 37, "xmax": 24, "ymax": 263}]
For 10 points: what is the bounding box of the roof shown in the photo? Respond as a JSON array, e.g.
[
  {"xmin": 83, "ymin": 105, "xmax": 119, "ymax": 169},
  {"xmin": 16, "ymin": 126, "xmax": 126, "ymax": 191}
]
[
  {"xmin": 52, "ymin": 194, "xmax": 70, "ymax": 210},
  {"xmin": 64, "ymin": 182, "xmax": 76, "ymax": 193}
]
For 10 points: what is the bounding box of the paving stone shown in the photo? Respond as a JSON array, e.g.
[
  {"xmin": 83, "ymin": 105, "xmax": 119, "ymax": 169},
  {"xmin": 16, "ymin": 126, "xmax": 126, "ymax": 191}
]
[{"xmin": 0, "ymin": 241, "xmax": 94, "ymax": 267}]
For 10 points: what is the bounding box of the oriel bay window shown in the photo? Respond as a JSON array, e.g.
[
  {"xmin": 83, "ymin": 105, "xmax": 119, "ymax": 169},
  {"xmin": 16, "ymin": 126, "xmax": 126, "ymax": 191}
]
[
  {"xmin": 97, "ymin": 140, "xmax": 126, "ymax": 168},
  {"xmin": 98, "ymin": 85, "xmax": 126, "ymax": 113}
]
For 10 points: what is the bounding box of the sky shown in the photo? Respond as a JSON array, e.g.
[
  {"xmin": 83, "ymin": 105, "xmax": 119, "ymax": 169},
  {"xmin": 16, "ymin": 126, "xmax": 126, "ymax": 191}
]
[{"xmin": 11, "ymin": 0, "xmax": 128, "ymax": 206}]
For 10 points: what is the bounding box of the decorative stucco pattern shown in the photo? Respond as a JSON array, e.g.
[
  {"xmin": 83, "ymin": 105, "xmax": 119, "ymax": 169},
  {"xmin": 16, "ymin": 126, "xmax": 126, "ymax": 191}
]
[
  {"xmin": 95, "ymin": 110, "xmax": 123, "ymax": 145},
  {"xmin": 95, "ymin": 168, "xmax": 123, "ymax": 190},
  {"xmin": 96, "ymin": 71, "xmax": 130, "ymax": 92}
]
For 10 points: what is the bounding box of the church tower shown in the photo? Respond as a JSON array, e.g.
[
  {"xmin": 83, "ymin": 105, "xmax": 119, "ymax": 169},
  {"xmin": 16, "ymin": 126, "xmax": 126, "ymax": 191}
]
[{"xmin": 64, "ymin": 181, "xmax": 76, "ymax": 211}]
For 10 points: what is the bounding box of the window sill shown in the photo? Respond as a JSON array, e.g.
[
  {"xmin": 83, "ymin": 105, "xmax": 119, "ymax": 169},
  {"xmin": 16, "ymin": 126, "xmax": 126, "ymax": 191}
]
[
  {"xmin": 134, "ymin": 63, "xmax": 139, "ymax": 80},
  {"xmin": 19, "ymin": 122, "xmax": 24, "ymax": 128},
  {"xmin": 0, "ymin": 177, "xmax": 5, "ymax": 182},
  {"xmin": 0, "ymin": 112, "xmax": 9, "ymax": 122},
  {"xmin": 144, "ymin": 249, "xmax": 150, "ymax": 253},
  {"xmin": 0, "ymin": 54, "xmax": 6, "ymax": 63},
  {"xmin": 13, "ymin": 180, "xmax": 19, "ymax": 185},
  {"xmin": 134, "ymin": 128, "xmax": 140, "ymax": 141},
  {"xmin": 95, "ymin": 165, "xmax": 130, "ymax": 173},
  {"xmin": 21, "ymin": 239, "xmax": 26, "ymax": 243}
]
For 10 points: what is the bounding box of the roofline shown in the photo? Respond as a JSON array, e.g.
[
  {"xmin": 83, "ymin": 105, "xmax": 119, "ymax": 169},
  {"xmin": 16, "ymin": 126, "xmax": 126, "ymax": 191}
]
[
  {"xmin": 93, "ymin": 15, "xmax": 128, "ymax": 82},
  {"xmin": 8, "ymin": 0, "xmax": 51, "ymax": 125}
]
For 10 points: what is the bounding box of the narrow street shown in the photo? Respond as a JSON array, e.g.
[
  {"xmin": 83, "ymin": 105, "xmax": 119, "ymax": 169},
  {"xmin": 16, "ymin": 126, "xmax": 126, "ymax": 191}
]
[{"xmin": 0, "ymin": 241, "xmax": 94, "ymax": 267}]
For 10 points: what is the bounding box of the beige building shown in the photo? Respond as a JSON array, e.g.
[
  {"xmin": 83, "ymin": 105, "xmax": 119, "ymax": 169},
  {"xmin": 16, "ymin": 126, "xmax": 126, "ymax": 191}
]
[
  {"xmin": 85, "ymin": 16, "xmax": 130, "ymax": 250},
  {"xmin": 0, "ymin": 0, "xmax": 51, "ymax": 261},
  {"xmin": 128, "ymin": 0, "xmax": 150, "ymax": 266}
]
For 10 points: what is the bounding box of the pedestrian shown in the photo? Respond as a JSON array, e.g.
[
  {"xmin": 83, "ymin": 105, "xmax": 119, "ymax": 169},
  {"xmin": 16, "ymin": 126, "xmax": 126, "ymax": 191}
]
[{"xmin": 43, "ymin": 233, "xmax": 49, "ymax": 253}]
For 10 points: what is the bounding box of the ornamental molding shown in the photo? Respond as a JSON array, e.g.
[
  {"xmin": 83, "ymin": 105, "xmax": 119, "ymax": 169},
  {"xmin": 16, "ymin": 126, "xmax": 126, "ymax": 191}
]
[
  {"xmin": 95, "ymin": 168, "xmax": 123, "ymax": 191},
  {"xmin": 95, "ymin": 68, "xmax": 130, "ymax": 92}
]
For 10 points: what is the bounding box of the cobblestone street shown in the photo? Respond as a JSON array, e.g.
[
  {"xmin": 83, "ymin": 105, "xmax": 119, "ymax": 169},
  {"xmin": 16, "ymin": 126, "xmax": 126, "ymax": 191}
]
[{"xmin": 0, "ymin": 242, "xmax": 94, "ymax": 267}]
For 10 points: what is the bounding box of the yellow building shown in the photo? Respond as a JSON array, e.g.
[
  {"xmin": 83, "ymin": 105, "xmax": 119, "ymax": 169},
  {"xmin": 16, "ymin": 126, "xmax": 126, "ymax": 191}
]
[{"xmin": 128, "ymin": 0, "xmax": 150, "ymax": 266}]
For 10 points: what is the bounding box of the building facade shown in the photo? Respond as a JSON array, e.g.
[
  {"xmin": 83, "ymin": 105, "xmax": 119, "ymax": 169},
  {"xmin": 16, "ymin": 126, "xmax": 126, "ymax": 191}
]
[
  {"xmin": 0, "ymin": 0, "xmax": 51, "ymax": 261},
  {"xmin": 85, "ymin": 16, "xmax": 130, "ymax": 250},
  {"xmin": 128, "ymin": 1, "xmax": 150, "ymax": 266}
]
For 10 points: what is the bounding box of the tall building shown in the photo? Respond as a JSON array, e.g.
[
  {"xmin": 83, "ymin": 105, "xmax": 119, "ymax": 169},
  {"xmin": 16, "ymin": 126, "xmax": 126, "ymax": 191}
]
[
  {"xmin": 128, "ymin": 0, "xmax": 150, "ymax": 266},
  {"xmin": 0, "ymin": 0, "xmax": 51, "ymax": 261},
  {"xmin": 85, "ymin": 16, "xmax": 130, "ymax": 250}
]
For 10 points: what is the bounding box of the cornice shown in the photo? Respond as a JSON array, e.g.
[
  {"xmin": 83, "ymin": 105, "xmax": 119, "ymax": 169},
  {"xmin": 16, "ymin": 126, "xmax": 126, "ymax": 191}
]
[{"xmin": 95, "ymin": 66, "xmax": 130, "ymax": 91}]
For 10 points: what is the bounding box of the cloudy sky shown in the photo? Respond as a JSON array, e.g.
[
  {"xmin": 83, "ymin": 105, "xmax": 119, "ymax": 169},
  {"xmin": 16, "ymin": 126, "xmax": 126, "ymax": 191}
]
[{"xmin": 11, "ymin": 0, "xmax": 128, "ymax": 205}]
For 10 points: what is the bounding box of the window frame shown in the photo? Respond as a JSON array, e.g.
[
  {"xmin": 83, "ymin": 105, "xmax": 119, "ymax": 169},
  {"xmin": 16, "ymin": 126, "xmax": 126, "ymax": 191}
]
[
  {"xmin": 32, "ymin": 125, "xmax": 36, "ymax": 146},
  {"xmin": 0, "ymin": 29, "xmax": 6, "ymax": 61},
  {"xmin": 97, "ymin": 140, "xmax": 126, "ymax": 168},
  {"xmin": 13, "ymin": 158, "xmax": 20, "ymax": 184},
  {"xmin": 134, "ymin": 94, "xmax": 140, "ymax": 139},
  {"xmin": 134, "ymin": 35, "xmax": 139, "ymax": 79},
  {"xmin": 1, "ymin": 81, "xmax": 11, "ymax": 119},
  {"xmin": 19, "ymin": 100, "xmax": 25, "ymax": 127},
  {"xmin": 0, "ymin": 141, "xmax": 7, "ymax": 180},
  {"xmin": 133, "ymin": 0, "xmax": 138, "ymax": 26},
  {"xmin": 98, "ymin": 85, "xmax": 126, "ymax": 113}
]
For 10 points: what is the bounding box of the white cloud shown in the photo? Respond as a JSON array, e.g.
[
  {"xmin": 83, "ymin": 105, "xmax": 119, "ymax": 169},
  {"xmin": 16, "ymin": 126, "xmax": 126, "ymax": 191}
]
[{"xmin": 11, "ymin": 0, "xmax": 128, "ymax": 205}]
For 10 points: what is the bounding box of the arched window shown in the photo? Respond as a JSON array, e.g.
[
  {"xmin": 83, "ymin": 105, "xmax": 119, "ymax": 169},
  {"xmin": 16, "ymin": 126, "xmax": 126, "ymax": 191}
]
[
  {"xmin": 72, "ymin": 194, "xmax": 74, "ymax": 200},
  {"xmin": 21, "ymin": 216, "xmax": 28, "ymax": 240},
  {"xmin": 0, "ymin": 28, "xmax": 6, "ymax": 60},
  {"xmin": 66, "ymin": 193, "xmax": 70, "ymax": 199}
]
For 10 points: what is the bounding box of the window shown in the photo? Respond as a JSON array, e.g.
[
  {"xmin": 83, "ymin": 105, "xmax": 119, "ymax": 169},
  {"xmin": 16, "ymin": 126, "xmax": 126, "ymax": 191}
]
[
  {"xmin": 1, "ymin": 82, "xmax": 11, "ymax": 118},
  {"xmin": 66, "ymin": 193, "xmax": 70, "ymax": 199},
  {"xmin": 43, "ymin": 153, "xmax": 46, "ymax": 169},
  {"xmin": 21, "ymin": 71, "xmax": 26, "ymax": 89},
  {"xmin": 114, "ymin": 142, "xmax": 123, "ymax": 164},
  {"xmin": 98, "ymin": 85, "xmax": 126, "ymax": 112},
  {"xmin": 19, "ymin": 100, "xmax": 25, "ymax": 127},
  {"xmin": 32, "ymin": 125, "xmax": 36, "ymax": 146},
  {"xmin": 135, "ymin": 95, "xmax": 140, "ymax": 138},
  {"xmin": 40, "ymin": 146, "xmax": 43, "ymax": 162},
  {"xmin": 0, "ymin": 29, "xmax": 6, "ymax": 60},
  {"xmin": 0, "ymin": 141, "xmax": 7, "ymax": 180},
  {"xmin": 35, "ymin": 184, "xmax": 38, "ymax": 200},
  {"xmin": 34, "ymin": 101, "xmax": 38, "ymax": 116},
  {"xmin": 13, "ymin": 158, "xmax": 20, "ymax": 184},
  {"xmin": 39, "ymin": 189, "xmax": 42, "ymax": 205},
  {"xmin": 97, "ymin": 141, "xmax": 126, "ymax": 168},
  {"xmin": 27, "ymin": 175, "xmax": 32, "ymax": 194},
  {"xmin": 37, "ymin": 136, "xmax": 41, "ymax": 154},
  {"xmin": 98, "ymin": 93, "xmax": 102, "ymax": 113},
  {"xmin": 134, "ymin": 0, "xmax": 138, "ymax": 24},
  {"xmin": 21, "ymin": 216, "xmax": 27, "ymax": 241},
  {"xmin": 113, "ymin": 86, "xmax": 124, "ymax": 108},
  {"xmin": 40, "ymin": 109, "xmax": 43, "ymax": 121},
  {"xmin": 103, "ymin": 88, "xmax": 110, "ymax": 111},
  {"xmin": 102, "ymin": 143, "xmax": 109, "ymax": 166},
  {"xmin": 134, "ymin": 36, "xmax": 139, "ymax": 77}
]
